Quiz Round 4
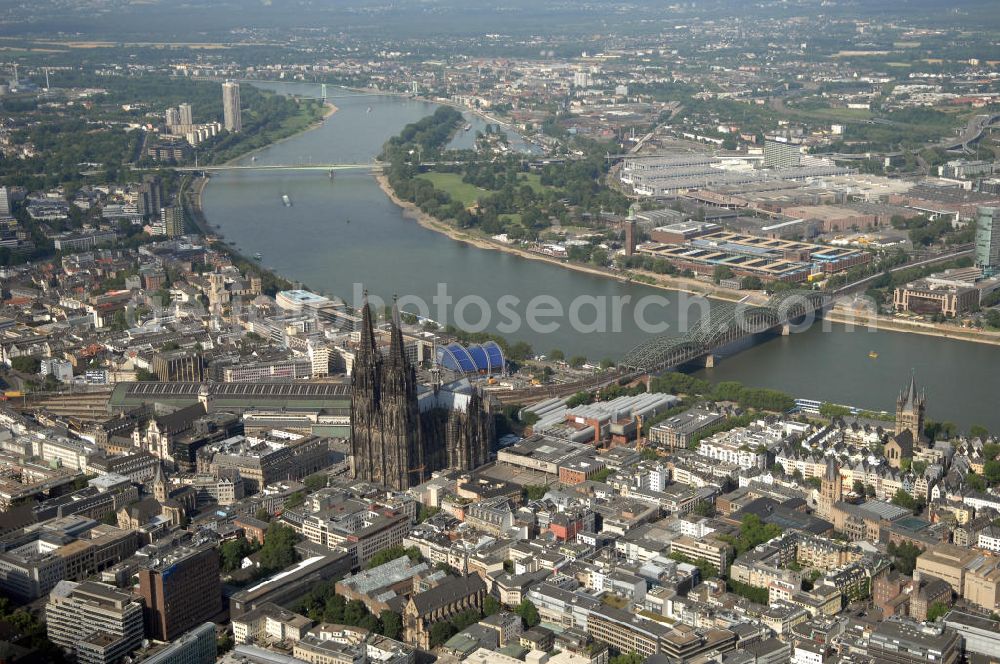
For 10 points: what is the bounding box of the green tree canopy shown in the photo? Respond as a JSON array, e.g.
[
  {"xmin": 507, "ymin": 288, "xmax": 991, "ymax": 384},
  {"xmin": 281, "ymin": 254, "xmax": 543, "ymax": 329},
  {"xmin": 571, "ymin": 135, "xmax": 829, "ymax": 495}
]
[
  {"xmin": 429, "ymin": 621, "xmax": 456, "ymax": 647},
  {"xmin": 891, "ymin": 488, "xmax": 917, "ymax": 511},
  {"xmin": 610, "ymin": 654, "xmax": 644, "ymax": 664},
  {"xmin": 303, "ymin": 473, "xmax": 329, "ymax": 491},
  {"xmin": 11, "ymin": 356, "xmax": 40, "ymax": 374},
  {"xmin": 220, "ymin": 536, "xmax": 259, "ymax": 573},
  {"xmin": 483, "ymin": 596, "xmax": 501, "ymax": 616},
  {"xmin": 380, "ymin": 611, "xmax": 403, "ymax": 640},
  {"xmin": 365, "ymin": 545, "xmax": 422, "ymax": 569},
  {"xmin": 258, "ymin": 523, "xmax": 299, "ymax": 574},
  {"xmin": 516, "ymin": 599, "xmax": 540, "ymax": 628},
  {"xmin": 926, "ymin": 601, "xmax": 950, "ymax": 622},
  {"xmin": 887, "ymin": 540, "xmax": 923, "ymax": 575}
]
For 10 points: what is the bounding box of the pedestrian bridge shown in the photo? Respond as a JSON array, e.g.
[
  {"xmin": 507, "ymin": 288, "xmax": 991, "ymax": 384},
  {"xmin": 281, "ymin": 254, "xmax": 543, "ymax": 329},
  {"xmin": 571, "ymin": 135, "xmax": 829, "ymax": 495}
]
[{"xmin": 621, "ymin": 290, "xmax": 829, "ymax": 373}]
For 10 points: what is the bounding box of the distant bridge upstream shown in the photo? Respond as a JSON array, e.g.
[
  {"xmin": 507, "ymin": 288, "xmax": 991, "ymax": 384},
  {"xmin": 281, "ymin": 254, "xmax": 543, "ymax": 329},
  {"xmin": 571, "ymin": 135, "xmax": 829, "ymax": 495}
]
[
  {"xmin": 173, "ymin": 163, "xmax": 383, "ymax": 173},
  {"xmin": 172, "ymin": 159, "xmax": 479, "ymax": 174}
]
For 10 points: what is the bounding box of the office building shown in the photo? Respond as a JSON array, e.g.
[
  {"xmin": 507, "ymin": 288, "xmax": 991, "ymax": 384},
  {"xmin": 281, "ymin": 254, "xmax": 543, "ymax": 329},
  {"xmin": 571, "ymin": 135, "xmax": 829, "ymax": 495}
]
[
  {"xmin": 587, "ymin": 605, "xmax": 672, "ymax": 657},
  {"xmin": 764, "ymin": 139, "xmax": 802, "ymax": 169},
  {"xmin": 648, "ymin": 408, "xmax": 724, "ymax": 450},
  {"xmin": 146, "ymin": 139, "xmax": 192, "ymax": 162},
  {"xmin": 867, "ymin": 619, "xmax": 960, "ymax": 664},
  {"xmin": 138, "ymin": 544, "xmax": 222, "ymax": 641},
  {"xmin": 893, "ymin": 267, "xmax": 983, "ymax": 317},
  {"xmin": 201, "ymin": 431, "xmax": 328, "ymax": 495},
  {"xmin": 963, "ymin": 555, "xmax": 1000, "ymax": 613},
  {"xmin": 275, "ymin": 289, "xmax": 332, "ymax": 312},
  {"xmin": 943, "ymin": 611, "xmax": 1000, "ymax": 662},
  {"xmin": 221, "ymin": 356, "xmax": 314, "ymax": 382},
  {"xmin": 46, "ymin": 580, "xmax": 144, "ymax": 664},
  {"xmin": 178, "ymin": 102, "xmax": 194, "ymax": 126},
  {"xmin": 229, "ymin": 551, "xmax": 352, "ymax": 618},
  {"xmin": 139, "ymin": 175, "xmax": 164, "ymax": 218},
  {"xmin": 638, "ymin": 229, "xmax": 869, "ymax": 283},
  {"xmin": 669, "ymin": 534, "xmax": 731, "ymax": 573},
  {"xmin": 660, "ymin": 623, "xmax": 736, "ymax": 661},
  {"xmin": 142, "ymin": 622, "xmax": 216, "ymax": 664},
  {"xmin": 233, "ymin": 602, "xmax": 311, "ymax": 645},
  {"xmin": 303, "ymin": 506, "xmax": 410, "ymax": 568},
  {"xmin": 0, "ymin": 521, "xmax": 138, "ymax": 601},
  {"xmin": 161, "ymin": 205, "xmax": 185, "ymax": 238},
  {"xmin": 976, "ymin": 206, "xmax": 1000, "ymax": 272},
  {"xmin": 0, "ymin": 186, "xmax": 10, "ymax": 216},
  {"xmin": 51, "ymin": 229, "xmax": 118, "ymax": 251},
  {"xmin": 222, "ymin": 81, "xmax": 242, "ymax": 133}
]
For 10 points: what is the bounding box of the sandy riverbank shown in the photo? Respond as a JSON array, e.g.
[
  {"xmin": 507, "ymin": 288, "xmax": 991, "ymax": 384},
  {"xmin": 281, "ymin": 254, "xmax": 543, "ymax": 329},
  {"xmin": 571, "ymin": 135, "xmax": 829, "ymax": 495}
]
[{"xmin": 186, "ymin": 174, "xmax": 213, "ymax": 236}]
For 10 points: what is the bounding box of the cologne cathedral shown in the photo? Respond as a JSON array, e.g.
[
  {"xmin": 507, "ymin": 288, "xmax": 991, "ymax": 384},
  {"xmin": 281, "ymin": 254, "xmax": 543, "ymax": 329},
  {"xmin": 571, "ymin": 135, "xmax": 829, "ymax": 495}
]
[{"xmin": 350, "ymin": 299, "xmax": 495, "ymax": 491}]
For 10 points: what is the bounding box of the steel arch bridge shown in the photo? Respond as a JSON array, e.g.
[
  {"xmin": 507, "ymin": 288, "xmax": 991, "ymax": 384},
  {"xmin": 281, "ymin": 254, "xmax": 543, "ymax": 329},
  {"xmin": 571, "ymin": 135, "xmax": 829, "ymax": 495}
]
[{"xmin": 621, "ymin": 290, "xmax": 827, "ymax": 373}]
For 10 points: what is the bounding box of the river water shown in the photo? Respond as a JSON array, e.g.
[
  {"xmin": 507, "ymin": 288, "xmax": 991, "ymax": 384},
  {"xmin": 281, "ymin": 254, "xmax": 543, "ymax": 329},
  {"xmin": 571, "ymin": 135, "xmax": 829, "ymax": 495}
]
[{"xmin": 201, "ymin": 82, "xmax": 1000, "ymax": 430}]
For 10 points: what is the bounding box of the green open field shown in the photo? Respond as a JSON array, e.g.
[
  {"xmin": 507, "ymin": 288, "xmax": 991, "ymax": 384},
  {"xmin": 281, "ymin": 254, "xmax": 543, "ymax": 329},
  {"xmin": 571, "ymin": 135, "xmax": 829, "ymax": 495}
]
[
  {"xmin": 517, "ymin": 173, "xmax": 549, "ymax": 194},
  {"xmin": 784, "ymin": 105, "xmax": 874, "ymax": 123},
  {"xmin": 418, "ymin": 172, "xmax": 489, "ymax": 206},
  {"xmin": 419, "ymin": 171, "xmax": 557, "ymax": 208}
]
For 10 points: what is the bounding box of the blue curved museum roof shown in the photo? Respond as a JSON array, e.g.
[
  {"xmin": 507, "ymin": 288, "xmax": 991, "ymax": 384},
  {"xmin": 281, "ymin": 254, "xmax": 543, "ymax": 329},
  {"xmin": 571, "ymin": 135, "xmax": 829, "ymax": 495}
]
[{"xmin": 436, "ymin": 341, "xmax": 505, "ymax": 374}]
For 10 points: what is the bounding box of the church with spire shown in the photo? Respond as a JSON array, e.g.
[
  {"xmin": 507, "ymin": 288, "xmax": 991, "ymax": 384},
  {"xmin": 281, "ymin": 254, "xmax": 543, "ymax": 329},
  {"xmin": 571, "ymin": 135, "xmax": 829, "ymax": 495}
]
[
  {"xmin": 884, "ymin": 373, "xmax": 927, "ymax": 469},
  {"xmin": 817, "ymin": 456, "xmax": 843, "ymax": 520},
  {"xmin": 895, "ymin": 373, "xmax": 926, "ymax": 441},
  {"xmin": 350, "ymin": 296, "xmax": 495, "ymax": 491}
]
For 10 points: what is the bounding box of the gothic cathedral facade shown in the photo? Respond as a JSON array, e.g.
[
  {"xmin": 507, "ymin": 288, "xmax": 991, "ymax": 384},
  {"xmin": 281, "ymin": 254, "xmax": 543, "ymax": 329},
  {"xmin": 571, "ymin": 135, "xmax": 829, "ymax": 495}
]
[{"xmin": 350, "ymin": 300, "xmax": 494, "ymax": 491}]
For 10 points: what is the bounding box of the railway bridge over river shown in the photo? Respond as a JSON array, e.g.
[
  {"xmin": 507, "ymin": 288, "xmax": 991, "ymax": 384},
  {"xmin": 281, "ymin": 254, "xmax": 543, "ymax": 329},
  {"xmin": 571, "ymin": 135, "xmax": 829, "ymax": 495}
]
[{"xmin": 493, "ymin": 289, "xmax": 829, "ymax": 404}]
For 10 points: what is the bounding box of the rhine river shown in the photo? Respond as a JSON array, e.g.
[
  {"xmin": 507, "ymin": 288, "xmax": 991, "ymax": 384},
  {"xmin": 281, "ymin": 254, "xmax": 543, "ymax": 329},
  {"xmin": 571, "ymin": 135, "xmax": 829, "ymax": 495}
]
[{"xmin": 201, "ymin": 82, "xmax": 1000, "ymax": 430}]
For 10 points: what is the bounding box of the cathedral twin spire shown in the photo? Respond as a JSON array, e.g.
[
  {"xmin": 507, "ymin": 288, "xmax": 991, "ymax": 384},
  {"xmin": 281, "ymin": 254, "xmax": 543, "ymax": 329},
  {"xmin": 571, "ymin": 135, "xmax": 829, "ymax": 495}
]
[
  {"xmin": 358, "ymin": 291, "xmax": 408, "ymax": 368},
  {"xmin": 350, "ymin": 288, "xmax": 494, "ymax": 491},
  {"xmin": 351, "ymin": 291, "xmax": 420, "ymax": 491}
]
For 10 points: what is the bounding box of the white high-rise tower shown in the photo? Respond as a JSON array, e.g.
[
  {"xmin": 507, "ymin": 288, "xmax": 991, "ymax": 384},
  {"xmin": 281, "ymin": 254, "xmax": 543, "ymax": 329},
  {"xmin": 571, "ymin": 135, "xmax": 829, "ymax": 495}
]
[
  {"xmin": 178, "ymin": 102, "xmax": 193, "ymax": 126},
  {"xmin": 222, "ymin": 81, "xmax": 242, "ymax": 133}
]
